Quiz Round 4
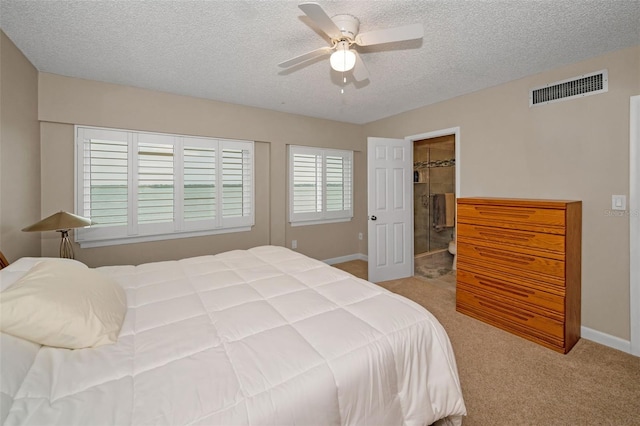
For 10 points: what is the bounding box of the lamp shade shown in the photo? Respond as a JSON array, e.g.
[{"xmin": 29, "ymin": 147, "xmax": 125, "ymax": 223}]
[
  {"xmin": 330, "ymin": 41, "xmax": 356, "ymax": 72},
  {"xmin": 22, "ymin": 211, "xmax": 92, "ymax": 232}
]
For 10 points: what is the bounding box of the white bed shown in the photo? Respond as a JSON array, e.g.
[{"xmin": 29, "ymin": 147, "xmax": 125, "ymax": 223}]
[{"xmin": 0, "ymin": 245, "xmax": 466, "ymax": 425}]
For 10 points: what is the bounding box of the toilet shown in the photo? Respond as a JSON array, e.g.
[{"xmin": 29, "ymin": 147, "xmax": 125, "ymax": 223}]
[{"xmin": 448, "ymin": 239, "xmax": 457, "ymax": 270}]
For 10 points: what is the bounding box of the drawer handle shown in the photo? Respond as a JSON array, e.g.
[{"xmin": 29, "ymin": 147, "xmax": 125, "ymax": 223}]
[
  {"xmin": 473, "ymin": 207, "xmax": 536, "ymax": 219},
  {"xmin": 477, "ymin": 229, "xmax": 534, "ymax": 243},
  {"xmin": 474, "ymin": 247, "xmax": 536, "ymax": 265},
  {"xmin": 477, "ymin": 300, "xmax": 534, "ymax": 322},
  {"xmin": 476, "ymin": 277, "xmax": 534, "ymax": 299}
]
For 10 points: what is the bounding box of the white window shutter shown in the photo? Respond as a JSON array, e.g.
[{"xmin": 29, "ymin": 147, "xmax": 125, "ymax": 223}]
[
  {"xmin": 137, "ymin": 140, "xmax": 174, "ymax": 225},
  {"xmin": 293, "ymin": 152, "xmax": 322, "ymax": 213},
  {"xmin": 325, "ymin": 153, "xmax": 352, "ymax": 216},
  {"xmin": 289, "ymin": 145, "xmax": 353, "ymax": 225},
  {"xmin": 76, "ymin": 128, "xmax": 131, "ymax": 243},
  {"xmin": 76, "ymin": 126, "xmax": 255, "ymax": 247},
  {"xmin": 221, "ymin": 140, "xmax": 254, "ymax": 228},
  {"xmin": 81, "ymin": 129, "xmax": 129, "ymax": 227},
  {"xmin": 183, "ymin": 144, "xmax": 216, "ymax": 222}
]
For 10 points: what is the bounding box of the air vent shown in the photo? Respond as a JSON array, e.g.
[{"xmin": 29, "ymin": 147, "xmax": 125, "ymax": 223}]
[{"xmin": 530, "ymin": 69, "xmax": 608, "ymax": 107}]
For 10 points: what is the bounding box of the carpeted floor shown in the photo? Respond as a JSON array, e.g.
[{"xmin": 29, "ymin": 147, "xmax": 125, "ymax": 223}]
[{"xmin": 333, "ymin": 260, "xmax": 640, "ymax": 425}]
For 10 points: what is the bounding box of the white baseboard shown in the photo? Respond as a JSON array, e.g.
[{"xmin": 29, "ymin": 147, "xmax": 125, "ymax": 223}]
[
  {"xmin": 581, "ymin": 326, "xmax": 632, "ymax": 354},
  {"xmin": 323, "ymin": 253, "xmax": 368, "ymax": 265}
]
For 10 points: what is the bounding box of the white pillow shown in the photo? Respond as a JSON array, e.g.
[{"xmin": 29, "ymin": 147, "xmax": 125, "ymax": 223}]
[{"xmin": 0, "ymin": 260, "xmax": 127, "ymax": 349}]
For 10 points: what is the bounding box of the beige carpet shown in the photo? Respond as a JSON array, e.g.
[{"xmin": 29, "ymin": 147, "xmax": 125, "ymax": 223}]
[{"xmin": 333, "ymin": 261, "xmax": 640, "ymax": 425}]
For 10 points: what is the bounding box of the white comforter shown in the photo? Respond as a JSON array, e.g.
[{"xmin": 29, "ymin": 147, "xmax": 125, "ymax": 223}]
[{"xmin": 1, "ymin": 245, "xmax": 465, "ymax": 425}]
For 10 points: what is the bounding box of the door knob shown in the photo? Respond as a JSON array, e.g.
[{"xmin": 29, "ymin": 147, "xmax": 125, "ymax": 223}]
[{"xmin": 370, "ymin": 215, "xmax": 377, "ymax": 221}]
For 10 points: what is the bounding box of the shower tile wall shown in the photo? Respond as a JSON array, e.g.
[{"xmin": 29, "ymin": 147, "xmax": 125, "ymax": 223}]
[{"xmin": 414, "ymin": 137, "xmax": 455, "ymax": 255}]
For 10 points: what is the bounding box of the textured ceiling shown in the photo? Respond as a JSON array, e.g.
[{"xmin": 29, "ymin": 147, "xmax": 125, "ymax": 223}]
[{"xmin": 1, "ymin": 0, "xmax": 639, "ymax": 124}]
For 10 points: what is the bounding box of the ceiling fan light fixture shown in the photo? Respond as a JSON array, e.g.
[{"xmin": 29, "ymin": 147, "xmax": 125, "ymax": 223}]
[
  {"xmin": 330, "ymin": 41, "xmax": 356, "ymax": 72},
  {"xmin": 280, "ymin": 3, "xmax": 424, "ymax": 82}
]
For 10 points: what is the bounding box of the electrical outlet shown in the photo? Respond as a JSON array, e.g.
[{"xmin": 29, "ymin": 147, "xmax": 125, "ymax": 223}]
[
  {"xmin": 291, "ymin": 240, "xmax": 297, "ymax": 249},
  {"xmin": 358, "ymin": 232, "xmax": 363, "ymax": 240}
]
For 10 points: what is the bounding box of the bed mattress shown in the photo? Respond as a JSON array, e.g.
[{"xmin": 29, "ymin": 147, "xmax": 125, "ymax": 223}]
[{"xmin": 0, "ymin": 245, "xmax": 465, "ymax": 425}]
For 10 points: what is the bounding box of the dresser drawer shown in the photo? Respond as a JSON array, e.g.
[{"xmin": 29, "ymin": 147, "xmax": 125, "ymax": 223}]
[
  {"xmin": 457, "ymin": 223, "xmax": 565, "ymax": 254},
  {"xmin": 457, "ymin": 242, "xmax": 565, "ymax": 281},
  {"xmin": 457, "ymin": 268, "xmax": 565, "ymax": 313},
  {"xmin": 457, "ymin": 203, "xmax": 565, "ymax": 234},
  {"xmin": 457, "ymin": 288, "xmax": 564, "ymax": 346}
]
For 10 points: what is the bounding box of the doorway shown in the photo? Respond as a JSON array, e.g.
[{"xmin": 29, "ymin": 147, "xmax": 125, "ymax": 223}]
[
  {"xmin": 405, "ymin": 127, "xmax": 461, "ymax": 278},
  {"xmin": 413, "ymin": 135, "xmax": 456, "ymax": 278},
  {"xmin": 366, "ymin": 127, "xmax": 460, "ymax": 283}
]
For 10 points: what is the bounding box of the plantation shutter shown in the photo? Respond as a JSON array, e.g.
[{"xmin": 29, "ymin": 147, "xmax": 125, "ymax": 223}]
[
  {"xmin": 221, "ymin": 141, "xmax": 254, "ymax": 228},
  {"xmin": 290, "ymin": 147, "xmax": 322, "ymax": 223},
  {"xmin": 76, "ymin": 128, "xmax": 130, "ymax": 243},
  {"xmin": 137, "ymin": 138, "xmax": 174, "ymax": 225},
  {"xmin": 76, "ymin": 126, "xmax": 254, "ymax": 246},
  {"xmin": 183, "ymin": 143, "xmax": 216, "ymax": 222},
  {"xmin": 289, "ymin": 146, "xmax": 353, "ymax": 225},
  {"xmin": 325, "ymin": 151, "xmax": 353, "ymax": 219}
]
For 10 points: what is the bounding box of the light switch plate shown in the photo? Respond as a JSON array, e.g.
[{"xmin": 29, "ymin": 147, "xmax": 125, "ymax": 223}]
[{"xmin": 612, "ymin": 195, "xmax": 626, "ymax": 211}]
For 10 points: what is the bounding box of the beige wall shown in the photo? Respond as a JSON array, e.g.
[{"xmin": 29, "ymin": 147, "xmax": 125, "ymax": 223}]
[
  {"xmin": 0, "ymin": 31, "xmax": 41, "ymax": 262},
  {"xmin": 37, "ymin": 73, "xmax": 367, "ymax": 266},
  {"xmin": 365, "ymin": 45, "xmax": 640, "ymax": 341}
]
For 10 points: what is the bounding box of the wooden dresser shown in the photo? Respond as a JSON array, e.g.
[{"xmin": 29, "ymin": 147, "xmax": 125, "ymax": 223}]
[{"xmin": 456, "ymin": 197, "xmax": 581, "ymax": 353}]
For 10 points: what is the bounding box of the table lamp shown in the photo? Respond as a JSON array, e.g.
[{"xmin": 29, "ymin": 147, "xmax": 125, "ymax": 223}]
[{"xmin": 22, "ymin": 211, "xmax": 92, "ymax": 259}]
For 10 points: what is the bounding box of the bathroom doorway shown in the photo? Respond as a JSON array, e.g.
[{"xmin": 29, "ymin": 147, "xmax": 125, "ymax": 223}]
[{"xmin": 413, "ymin": 134, "xmax": 456, "ymax": 278}]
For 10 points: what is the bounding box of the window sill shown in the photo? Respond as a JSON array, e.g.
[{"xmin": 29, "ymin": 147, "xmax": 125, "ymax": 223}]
[
  {"xmin": 289, "ymin": 218, "xmax": 352, "ymax": 227},
  {"xmin": 76, "ymin": 226, "xmax": 252, "ymax": 248}
]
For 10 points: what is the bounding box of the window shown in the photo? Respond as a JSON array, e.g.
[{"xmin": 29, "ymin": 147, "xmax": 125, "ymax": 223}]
[
  {"xmin": 75, "ymin": 126, "xmax": 254, "ymax": 247},
  {"xmin": 289, "ymin": 145, "xmax": 353, "ymax": 226}
]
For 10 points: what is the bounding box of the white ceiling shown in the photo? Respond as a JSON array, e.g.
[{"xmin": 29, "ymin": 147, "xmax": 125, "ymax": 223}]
[{"xmin": 1, "ymin": 0, "xmax": 639, "ymax": 124}]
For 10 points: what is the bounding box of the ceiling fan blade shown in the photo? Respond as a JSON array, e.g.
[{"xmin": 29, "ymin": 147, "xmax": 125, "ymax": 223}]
[
  {"xmin": 351, "ymin": 51, "xmax": 369, "ymax": 82},
  {"xmin": 354, "ymin": 23, "xmax": 424, "ymax": 46},
  {"xmin": 278, "ymin": 46, "xmax": 333, "ymax": 68},
  {"xmin": 299, "ymin": 2, "xmax": 342, "ymax": 40}
]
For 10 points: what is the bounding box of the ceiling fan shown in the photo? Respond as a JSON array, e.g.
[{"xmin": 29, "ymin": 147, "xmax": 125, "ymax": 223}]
[{"xmin": 278, "ymin": 2, "xmax": 424, "ymax": 82}]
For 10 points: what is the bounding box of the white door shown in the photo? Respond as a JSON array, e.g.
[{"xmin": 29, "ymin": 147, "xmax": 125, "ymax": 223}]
[{"xmin": 367, "ymin": 137, "xmax": 413, "ymax": 282}]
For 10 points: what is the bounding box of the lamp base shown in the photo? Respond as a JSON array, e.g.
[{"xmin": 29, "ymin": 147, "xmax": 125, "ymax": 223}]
[{"xmin": 58, "ymin": 230, "xmax": 74, "ymax": 259}]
